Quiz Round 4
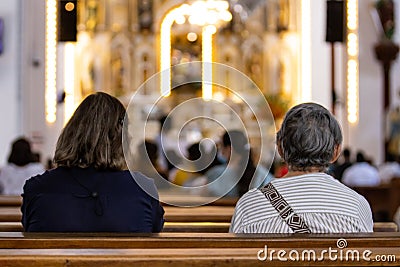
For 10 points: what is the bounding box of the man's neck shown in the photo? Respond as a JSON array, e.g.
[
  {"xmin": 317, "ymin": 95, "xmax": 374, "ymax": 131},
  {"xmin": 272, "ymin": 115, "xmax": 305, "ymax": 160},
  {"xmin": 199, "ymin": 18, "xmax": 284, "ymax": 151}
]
[{"xmin": 283, "ymin": 168, "xmax": 325, "ymax": 178}]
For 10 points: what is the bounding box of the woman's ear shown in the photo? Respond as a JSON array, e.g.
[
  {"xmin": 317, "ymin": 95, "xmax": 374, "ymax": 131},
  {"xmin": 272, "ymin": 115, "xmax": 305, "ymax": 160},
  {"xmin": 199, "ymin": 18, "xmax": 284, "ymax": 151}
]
[{"xmin": 330, "ymin": 144, "xmax": 342, "ymax": 163}]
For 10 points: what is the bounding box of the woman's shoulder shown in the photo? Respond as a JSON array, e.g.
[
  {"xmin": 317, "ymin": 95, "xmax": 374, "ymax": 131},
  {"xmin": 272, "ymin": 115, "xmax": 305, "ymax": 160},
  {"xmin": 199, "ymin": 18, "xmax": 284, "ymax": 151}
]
[
  {"xmin": 23, "ymin": 166, "xmax": 92, "ymax": 191},
  {"xmin": 0, "ymin": 164, "xmax": 15, "ymax": 176},
  {"xmin": 24, "ymin": 168, "xmax": 160, "ymax": 196},
  {"xmin": 22, "ymin": 167, "xmax": 59, "ymax": 193},
  {"xmin": 128, "ymin": 171, "xmax": 159, "ymax": 199}
]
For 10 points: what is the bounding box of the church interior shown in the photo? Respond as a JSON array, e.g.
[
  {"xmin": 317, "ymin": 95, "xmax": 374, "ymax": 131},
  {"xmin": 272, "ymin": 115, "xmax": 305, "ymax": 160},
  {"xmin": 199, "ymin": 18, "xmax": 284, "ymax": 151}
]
[{"xmin": 1, "ymin": 1, "xmax": 400, "ymax": 262}]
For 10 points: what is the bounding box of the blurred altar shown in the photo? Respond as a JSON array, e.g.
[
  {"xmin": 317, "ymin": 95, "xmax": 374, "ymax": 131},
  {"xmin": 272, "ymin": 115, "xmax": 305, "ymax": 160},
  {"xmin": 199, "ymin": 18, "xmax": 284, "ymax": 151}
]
[{"xmin": 54, "ymin": 0, "xmax": 305, "ymax": 164}]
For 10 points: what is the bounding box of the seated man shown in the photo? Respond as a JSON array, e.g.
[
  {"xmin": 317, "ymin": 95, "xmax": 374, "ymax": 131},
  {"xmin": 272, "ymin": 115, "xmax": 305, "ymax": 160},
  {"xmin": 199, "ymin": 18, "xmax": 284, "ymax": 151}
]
[{"xmin": 230, "ymin": 102, "xmax": 373, "ymax": 233}]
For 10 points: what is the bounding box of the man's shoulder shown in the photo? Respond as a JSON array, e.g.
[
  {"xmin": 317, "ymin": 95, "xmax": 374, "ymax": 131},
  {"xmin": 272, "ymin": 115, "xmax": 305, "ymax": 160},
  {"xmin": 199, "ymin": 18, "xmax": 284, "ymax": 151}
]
[
  {"xmin": 236, "ymin": 188, "xmax": 266, "ymax": 209},
  {"xmin": 270, "ymin": 173, "xmax": 364, "ymax": 200}
]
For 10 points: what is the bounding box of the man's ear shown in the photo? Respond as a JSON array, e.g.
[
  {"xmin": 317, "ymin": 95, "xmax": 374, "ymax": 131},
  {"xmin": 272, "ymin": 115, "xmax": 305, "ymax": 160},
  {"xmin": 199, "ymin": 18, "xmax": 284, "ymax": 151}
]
[
  {"xmin": 331, "ymin": 144, "xmax": 342, "ymax": 163},
  {"xmin": 277, "ymin": 140, "xmax": 284, "ymax": 158}
]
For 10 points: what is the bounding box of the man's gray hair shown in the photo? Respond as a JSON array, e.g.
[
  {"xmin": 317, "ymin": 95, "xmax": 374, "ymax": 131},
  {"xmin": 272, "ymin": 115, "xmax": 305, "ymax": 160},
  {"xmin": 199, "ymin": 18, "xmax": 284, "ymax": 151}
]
[{"xmin": 277, "ymin": 102, "xmax": 342, "ymax": 171}]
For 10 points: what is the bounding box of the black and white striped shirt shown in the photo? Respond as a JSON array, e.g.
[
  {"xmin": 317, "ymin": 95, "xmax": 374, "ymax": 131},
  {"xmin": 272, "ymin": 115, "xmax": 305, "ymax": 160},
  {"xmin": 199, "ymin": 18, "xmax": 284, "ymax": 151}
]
[{"xmin": 229, "ymin": 173, "xmax": 374, "ymax": 233}]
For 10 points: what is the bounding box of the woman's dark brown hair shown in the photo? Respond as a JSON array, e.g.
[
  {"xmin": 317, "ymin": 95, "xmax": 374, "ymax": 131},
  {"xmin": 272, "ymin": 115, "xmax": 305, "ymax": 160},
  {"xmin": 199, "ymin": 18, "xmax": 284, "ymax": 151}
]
[{"xmin": 54, "ymin": 92, "xmax": 126, "ymax": 170}]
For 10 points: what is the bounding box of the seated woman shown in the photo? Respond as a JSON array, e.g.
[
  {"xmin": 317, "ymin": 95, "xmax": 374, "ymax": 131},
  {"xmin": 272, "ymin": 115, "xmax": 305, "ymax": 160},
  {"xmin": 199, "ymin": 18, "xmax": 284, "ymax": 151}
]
[
  {"xmin": 22, "ymin": 92, "xmax": 164, "ymax": 232},
  {"xmin": 0, "ymin": 137, "xmax": 44, "ymax": 195},
  {"xmin": 230, "ymin": 103, "xmax": 373, "ymax": 233}
]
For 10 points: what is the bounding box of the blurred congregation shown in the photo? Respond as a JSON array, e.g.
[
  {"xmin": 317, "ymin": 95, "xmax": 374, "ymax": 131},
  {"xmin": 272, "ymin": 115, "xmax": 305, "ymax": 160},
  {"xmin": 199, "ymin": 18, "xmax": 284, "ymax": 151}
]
[{"xmin": 1, "ymin": 0, "xmax": 400, "ymax": 235}]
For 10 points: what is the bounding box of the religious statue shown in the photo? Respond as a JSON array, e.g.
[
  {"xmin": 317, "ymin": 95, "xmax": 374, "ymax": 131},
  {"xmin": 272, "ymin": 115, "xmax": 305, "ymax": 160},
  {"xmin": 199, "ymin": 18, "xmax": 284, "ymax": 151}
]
[{"xmin": 375, "ymin": 0, "xmax": 395, "ymax": 40}]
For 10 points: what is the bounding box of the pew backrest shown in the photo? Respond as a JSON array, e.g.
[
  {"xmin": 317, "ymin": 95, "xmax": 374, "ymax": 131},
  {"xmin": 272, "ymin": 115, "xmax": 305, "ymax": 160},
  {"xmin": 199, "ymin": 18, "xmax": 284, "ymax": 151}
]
[{"xmin": 0, "ymin": 232, "xmax": 399, "ymax": 266}]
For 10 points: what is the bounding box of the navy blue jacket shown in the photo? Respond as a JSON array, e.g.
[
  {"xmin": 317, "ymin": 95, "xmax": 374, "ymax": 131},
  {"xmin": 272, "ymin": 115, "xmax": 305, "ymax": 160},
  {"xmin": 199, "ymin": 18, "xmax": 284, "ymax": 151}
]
[{"xmin": 22, "ymin": 167, "xmax": 164, "ymax": 232}]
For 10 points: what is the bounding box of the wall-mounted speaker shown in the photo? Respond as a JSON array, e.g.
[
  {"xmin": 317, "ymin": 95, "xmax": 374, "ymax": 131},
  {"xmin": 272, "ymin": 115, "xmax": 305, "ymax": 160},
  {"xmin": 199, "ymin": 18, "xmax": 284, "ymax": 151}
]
[
  {"xmin": 326, "ymin": 0, "xmax": 346, "ymax": 43},
  {"xmin": 58, "ymin": 0, "xmax": 77, "ymax": 42}
]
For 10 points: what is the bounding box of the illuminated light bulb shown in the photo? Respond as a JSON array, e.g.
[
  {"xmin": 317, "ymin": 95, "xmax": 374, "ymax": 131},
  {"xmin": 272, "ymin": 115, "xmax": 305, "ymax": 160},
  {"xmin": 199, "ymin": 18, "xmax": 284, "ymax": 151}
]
[
  {"xmin": 234, "ymin": 4, "xmax": 243, "ymax": 13},
  {"xmin": 213, "ymin": 92, "xmax": 225, "ymax": 102},
  {"xmin": 175, "ymin": 15, "xmax": 186, "ymax": 25},
  {"xmin": 187, "ymin": 32, "xmax": 198, "ymax": 42},
  {"xmin": 205, "ymin": 25, "xmax": 217, "ymax": 34},
  {"xmin": 221, "ymin": 10, "xmax": 232, "ymax": 22},
  {"xmin": 65, "ymin": 2, "xmax": 75, "ymax": 11},
  {"xmin": 207, "ymin": 10, "xmax": 219, "ymax": 24},
  {"xmin": 216, "ymin": 0, "xmax": 229, "ymax": 11}
]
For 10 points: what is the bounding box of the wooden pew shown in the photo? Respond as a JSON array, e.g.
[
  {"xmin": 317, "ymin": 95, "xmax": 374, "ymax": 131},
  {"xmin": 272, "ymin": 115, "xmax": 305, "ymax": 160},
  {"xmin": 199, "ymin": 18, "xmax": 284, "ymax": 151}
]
[
  {"xmin": 0, "ymin": 207, "xmax": 20, "ymax": 222},
  {"xmin": 0, "ymin": 204, "xmax": 398, "ymax": 233},
  {"xmin": 163, "ymin": 222, "xmax": 399, "ymax": 233},
  {"xmin": 0, "ymin": 222, "xmax": 232, "ymax": 233},
  {"xmin": 3, "ymin": 178, "xmax": 399, "ymax": 223},
  {"xmin": 0, "ymin": 248, "xmax": 267, "ymax": 267},
  {"xmin": 0, "ymin": 195, "xmax": 21, "ymax": 206},
  {"xmin": 0, "ymin": 195, "xmax": 236, "ymax": 224},
  {"xmin": 352, "ymin": 184, "xmax": 392, "ymax": 221},
  {"xmin": 0, "ymin": 232, "xmax": 399, "ymax": 266},
  {"xmin": 164, "ymin": 222, "xmax": 230, "ymax": 232},
  {"xmin": 0, "ymin": 247, "xmax": 399, "ymax": 266},
  {"xmin": 6, "ymin": 181, "xmax": 400, "ymax": 223},
  {"xmin": 352, "ymin": 178, "xmax": 400, "ymax": 221},
  {"xmin": 389, "ymin": 179, "xmax": 400, "ymax": 219},
  {"xmin": 373, "ymin": 222, "xmax": 398, "ymax": 232},
  {"xmin": 0, "ymin": 222, "xmax": 22, "ymax": 232},
  {"xmin": 0, "ymin": 195, "xmax": 239, "ymax": 208},
  {"xmin": 0, "ymin": 222, "xmax": 397, "ymax": 233},
  {"xmin": 0, "ymin": 206, "xmax": 235, "ymax": 223},
  {"xmin": 0, "ymin": 231, "xmax": 399, "ymax": 249},
  {"xmin": 160, "ymin": 194, "xmax": 238, "ymax": 206},
  {"xmin": 164, "ymin": 206, "xmax": 234, "ymax": 222},
  {"xmin": 0, "ymin": 221, "xmax": 397, "ymax": 233}
]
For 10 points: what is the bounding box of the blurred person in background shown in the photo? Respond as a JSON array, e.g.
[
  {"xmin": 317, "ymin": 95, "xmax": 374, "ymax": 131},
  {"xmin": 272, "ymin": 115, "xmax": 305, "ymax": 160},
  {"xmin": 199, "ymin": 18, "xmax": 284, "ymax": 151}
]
[
  {"xmin": 0, "ymin": 137, "xmax": 44, "ymax": 195},
  {"xmin": 206, "ymin": 130, "xmax": 273, "ymax": 197},
  {"xmin": 342, "ymin": 152, "xmax": 380, "ymax": 187},
  {"xmin": 170, "ymin": 141, "xmax": 223, "ymax": 187},
  {"xmin": 331, "ymin": 147, "xmax": 353, "ymax": 182},
  {"xmin": 378, "ymin": 154, "xmax": 400, "ymax": 184},
  {"xmin": 133, "ymin": 140, "xmax": 169, "ymax": 189}
]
